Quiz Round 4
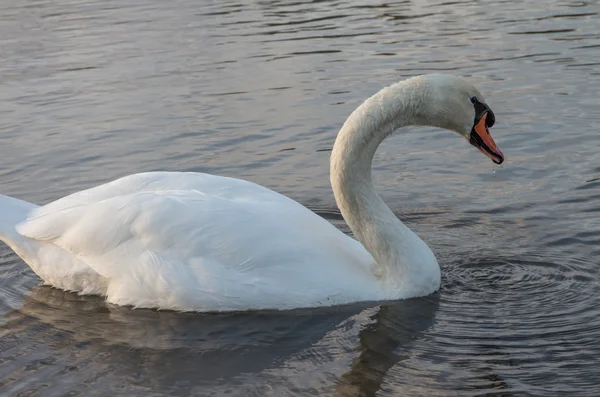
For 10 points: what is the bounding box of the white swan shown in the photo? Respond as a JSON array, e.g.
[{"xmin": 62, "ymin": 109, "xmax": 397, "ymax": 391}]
[{"xmin": 0, "ymin": 74, "xmax": 503, "ymax": 312}]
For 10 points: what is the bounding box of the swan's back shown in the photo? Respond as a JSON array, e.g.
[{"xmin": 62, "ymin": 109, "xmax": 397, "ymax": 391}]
[{"xmin": 31, "ymin": 172, "xmax": 294, "ymax": 214}]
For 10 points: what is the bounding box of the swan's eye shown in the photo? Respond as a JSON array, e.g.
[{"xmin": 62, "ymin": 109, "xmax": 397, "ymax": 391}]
[{"xmin": 470, "ymin": 96, "xmax": 477, "ymax": 104}]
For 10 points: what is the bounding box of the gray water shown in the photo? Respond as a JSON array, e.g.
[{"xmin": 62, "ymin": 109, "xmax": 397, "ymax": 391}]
[{"xmin": 0, "ymin": 0, "xmax": 599, "ymax": 396}]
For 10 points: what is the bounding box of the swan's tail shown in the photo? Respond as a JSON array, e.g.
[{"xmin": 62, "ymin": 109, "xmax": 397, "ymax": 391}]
[
  {"xmin": 0, "ymin": 194, "xmax": 38, "ymax": 247},
  {"xmin": 0, "ymin": 194, "xmax": 107, "ymax": 295}
]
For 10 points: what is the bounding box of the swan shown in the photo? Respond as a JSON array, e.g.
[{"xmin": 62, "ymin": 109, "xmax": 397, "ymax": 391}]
[{"xmin": 0, "ymin": 74, "xmax": 504, "ymax": 312}]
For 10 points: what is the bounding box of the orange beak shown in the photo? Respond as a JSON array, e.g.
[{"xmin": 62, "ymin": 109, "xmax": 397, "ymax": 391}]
[{"xmin": 469, "ymin": 112, "xmax": 504, "ymax": 164}]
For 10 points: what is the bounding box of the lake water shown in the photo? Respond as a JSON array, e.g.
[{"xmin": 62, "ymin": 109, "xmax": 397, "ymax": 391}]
[{"xmin": 1, "ymin": 0, "xmax": 599, "ymax": 396}]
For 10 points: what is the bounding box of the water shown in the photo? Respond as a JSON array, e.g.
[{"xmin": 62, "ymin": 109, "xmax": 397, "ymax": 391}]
[{"xmin": 0, "ymin": 0, "xmax": 599, "ymax": 395}]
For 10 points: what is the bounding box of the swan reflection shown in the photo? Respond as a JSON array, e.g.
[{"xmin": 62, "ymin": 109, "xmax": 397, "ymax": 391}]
[{"xmin": 1, "ymin": 286, "xmax": 439, "ymax": 396}]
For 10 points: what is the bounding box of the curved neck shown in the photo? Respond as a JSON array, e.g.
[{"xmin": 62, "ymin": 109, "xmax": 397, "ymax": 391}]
[{"xmin": 330, "ymin": 78, "xmax": 433, "ymax": 280}]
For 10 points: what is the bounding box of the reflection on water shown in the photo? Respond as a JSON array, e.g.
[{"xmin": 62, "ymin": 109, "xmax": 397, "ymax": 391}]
[
  {"xmin": 1, "ymin": 286, "xmax": 439, "ymax": 396},
  {"xmin": 1, "ymin": 0, "xmax": 600, "ymax": 395}
]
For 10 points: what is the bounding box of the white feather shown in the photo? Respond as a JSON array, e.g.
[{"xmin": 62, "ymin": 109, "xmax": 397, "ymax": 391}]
[{"xmin": 0, "ymin": 74, "xmax": 497, "ymax": 311}]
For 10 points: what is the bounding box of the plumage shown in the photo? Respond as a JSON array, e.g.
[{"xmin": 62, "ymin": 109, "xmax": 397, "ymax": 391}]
[{"xmin": 0, "ymin": 74, "xmax": 503, "ymax": 311}]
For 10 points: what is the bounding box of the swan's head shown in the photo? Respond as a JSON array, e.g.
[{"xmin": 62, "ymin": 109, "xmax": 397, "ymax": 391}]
[{"xmin": 419, "ymin": 74, "xmax": 504, "ymax": 164}]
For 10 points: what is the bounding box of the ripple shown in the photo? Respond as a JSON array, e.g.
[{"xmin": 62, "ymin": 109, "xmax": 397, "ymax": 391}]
[{"xmin": 434, "ymin": 256, "xmax": 600, "ymax": 394}]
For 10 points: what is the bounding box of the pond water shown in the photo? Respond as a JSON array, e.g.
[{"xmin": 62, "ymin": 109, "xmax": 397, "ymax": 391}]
[{"xmin": 1, "ymin": 0, "xmax": 599, "ymax": 395}]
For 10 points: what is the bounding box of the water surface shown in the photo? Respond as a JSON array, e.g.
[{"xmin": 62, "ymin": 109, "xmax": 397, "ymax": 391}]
[{"xmin": 1, "ymin": 0, "xmax": 599, "ymax": 395}]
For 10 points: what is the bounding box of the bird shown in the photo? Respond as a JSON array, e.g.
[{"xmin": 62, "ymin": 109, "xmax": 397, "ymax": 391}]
[{"xmin": 0, "ymin": 74, "xmax": 503, "ymax": 312}]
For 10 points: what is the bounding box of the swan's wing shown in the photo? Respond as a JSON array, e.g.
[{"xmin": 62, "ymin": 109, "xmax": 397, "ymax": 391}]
[
  {"xmin": 20, "ymin": 190, "xmax": 259, "ymax": 265},
  {"xmin": 17, "ymin": 172, "xmax": 323, "ymax": 277},
  {"xmin": 28, "ymin": 171, "xmax": 296, "ymax": 217},
  {"xmin": 16, "ymin": 172, "xmax": 369, "ymax": 310}
]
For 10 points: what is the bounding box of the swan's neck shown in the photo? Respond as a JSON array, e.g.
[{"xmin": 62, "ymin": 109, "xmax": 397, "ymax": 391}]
[{"xmin": 330, "ymin": 78, "xmax": 436, "ymax": 282}]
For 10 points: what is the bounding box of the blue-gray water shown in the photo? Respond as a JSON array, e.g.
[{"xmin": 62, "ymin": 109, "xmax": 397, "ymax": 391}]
[{"xmin": 1, "ymin": 0, "xmax": 599, "ymax": 396}]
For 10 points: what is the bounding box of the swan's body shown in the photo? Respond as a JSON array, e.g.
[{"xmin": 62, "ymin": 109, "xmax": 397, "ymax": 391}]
[{"xmin": 0, "ymin": 74, "xmax": 503, "ymax": 312}]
